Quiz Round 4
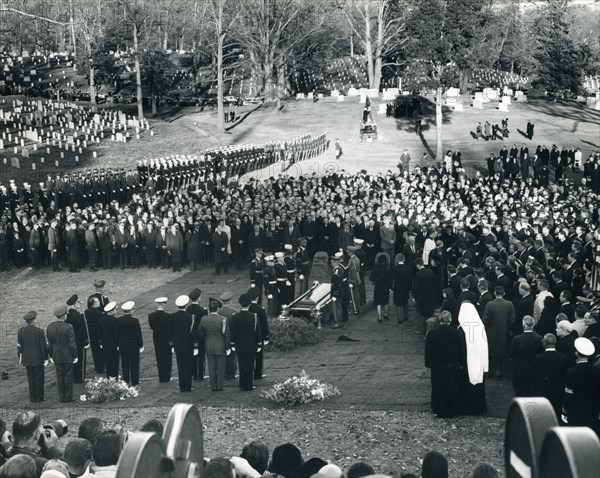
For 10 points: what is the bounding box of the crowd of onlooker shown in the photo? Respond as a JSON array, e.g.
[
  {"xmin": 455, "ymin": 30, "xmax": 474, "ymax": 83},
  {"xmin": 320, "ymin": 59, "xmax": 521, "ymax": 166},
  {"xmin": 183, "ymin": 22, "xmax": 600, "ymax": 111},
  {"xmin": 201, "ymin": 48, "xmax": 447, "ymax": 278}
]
[{"xmin": 0, "ymin": 412, "xmax": 501, "ymax": 478}]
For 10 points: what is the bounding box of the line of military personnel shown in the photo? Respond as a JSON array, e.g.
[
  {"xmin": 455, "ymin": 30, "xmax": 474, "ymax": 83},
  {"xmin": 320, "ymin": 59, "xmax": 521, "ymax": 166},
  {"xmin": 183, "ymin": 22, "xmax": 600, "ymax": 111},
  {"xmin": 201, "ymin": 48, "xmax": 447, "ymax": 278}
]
[{"xmin": 16, "ymin": 280, "xmax": 270, "ymax": 402}]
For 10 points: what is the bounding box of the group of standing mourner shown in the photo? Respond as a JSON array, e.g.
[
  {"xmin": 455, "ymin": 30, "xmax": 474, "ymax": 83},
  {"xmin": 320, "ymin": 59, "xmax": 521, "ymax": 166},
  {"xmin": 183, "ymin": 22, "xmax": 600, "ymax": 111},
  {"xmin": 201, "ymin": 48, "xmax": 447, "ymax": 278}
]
[{"xmin": 16, "ymin": 279, "xmax": 270, "ymax": 401}]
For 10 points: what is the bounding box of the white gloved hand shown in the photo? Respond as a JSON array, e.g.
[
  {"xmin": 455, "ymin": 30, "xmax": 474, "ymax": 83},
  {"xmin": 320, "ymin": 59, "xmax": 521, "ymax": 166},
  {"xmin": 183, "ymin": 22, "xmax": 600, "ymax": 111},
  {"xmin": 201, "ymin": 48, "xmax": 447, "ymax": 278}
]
[
  {"xmin": 332, "ymin": 297, "xmax": 337, "ymax": 302},
  {"xmin": 140, "ymin": 347, "xmax": 144, "ymax": 353},
  {"xmin": 193, "ymin": 349, "xmax": 199, "ymax": 356},
  {"xmin": 73, "ymin": 358, "xmax": 78, "ymax": 364},
  {"xmin": 267, "ymin": 294, "xmax": 273, "ymax": 299},
  {"xmin": 299, "ymin": 274, "xmax": 304, "ymax": 280},
  {"xmin": 286, "ymin": 280, "xmax": 291, "ymax": 286},
  {"xmin": 226, "ymin": 349, "xmax": 231, "ymax": 356},
  {"xmin": 43, "ymin": 360, "xmax": 48, "ymax": 367}
]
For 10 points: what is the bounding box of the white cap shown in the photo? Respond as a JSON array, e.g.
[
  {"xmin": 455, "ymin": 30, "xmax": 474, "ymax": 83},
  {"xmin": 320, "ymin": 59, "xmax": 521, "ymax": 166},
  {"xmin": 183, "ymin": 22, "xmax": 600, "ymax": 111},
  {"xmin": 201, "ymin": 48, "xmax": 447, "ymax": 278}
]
[
  {"xmin": 333, "ymin": 251, "xmax": 343, "ymax": 259},
  {"xmin": 353, "ymin": 238, "xmax": 364, "ymax": 245},
  {"xmin": 319, "ymin": 464, "xmax": 344, "ymax": 478},
  {"xmin": 121, "ymin": 301, "xmax": 135, "ymax": 311},
  {"xmin": 104, "ymin": 301, "xmax": 117, "ymax": 313},
  {"xmin": 274, "ymin": 252, "xmax": 285, "ymax": 259},
  {"xmin": 574, "ymin": 337, "xmax": 595, "ymax": 357},
  {"xmin": 284, "ymin": 244, "xmax": 293, "ymax": 250},
  {"xmin": 175, "ymin": 295, "xmax": 190, "ymax": 307},
  {"xmin": 154, "ymin": 297, "xmax": 168, "ymax": 304},
  {"xmin": 264, "ymin": 255, "xmax": 275, "ymax": 262}
]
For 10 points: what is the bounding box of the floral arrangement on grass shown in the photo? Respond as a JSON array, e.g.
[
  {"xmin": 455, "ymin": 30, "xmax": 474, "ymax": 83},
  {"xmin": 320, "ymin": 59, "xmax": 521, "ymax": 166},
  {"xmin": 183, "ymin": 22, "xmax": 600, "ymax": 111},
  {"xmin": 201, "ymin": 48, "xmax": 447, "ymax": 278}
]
[
  {"xmin": 261, "ymin": 370, "xmax": 340, "ymax": 406},
  {"xmin": 80, "ymin": 377, "xmax": 140, "ymax": 404},
  {"xmin": 266, "ymin": 317, "xmax": 320, "ymax": 352}
]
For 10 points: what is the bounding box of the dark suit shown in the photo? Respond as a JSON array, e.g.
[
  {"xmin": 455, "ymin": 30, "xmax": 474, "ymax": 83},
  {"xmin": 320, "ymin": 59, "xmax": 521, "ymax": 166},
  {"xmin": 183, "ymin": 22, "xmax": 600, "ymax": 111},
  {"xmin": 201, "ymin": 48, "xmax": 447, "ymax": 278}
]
[
  {"xmin": 116, "ymin": 314, "xmax": 143, "ymax": 386},
  {"xmin": 482, "ymin": 297, "xmax": 515, "ymax": 375},
  {"xmin": 414, "ymin": 267, "xmax": 439, "ymax": 333},
  {"xmin": 559, "ymin": 302, "xmax": 576, "ymax": 323},
  {"xmin": 84, "ymin": 308, "xmax": 104, "ymax": 373},
  {"xmin": 249, "ymin": 303, "xmax": 269, "ymax": 379},
  {"xmin": 148, "ymin": 310, "xmax": 172, "ymax": 382},
  {"xmin": 98, "ymin": 313, "xmax": 119, "ymax": 378},
  {"xmin": 66, "ymin": 309, "xmax": 89, "ymax": 383},
  {"xmin": 200, "ymin": 313, "xmax": 230, "ymax": 391},
  {"xmin": 187, "ymin": 303, "xmax": 207, "ymax": 380},
  {"xmin": 509, "ymin": 331, "xmax": 544, "ymax": 396},
  {"xmin": 513, "ymin": 294, "xmax": 534, "ymax": 336},
  {"xmin": 46, "ymin": 320, "xmax": 78, "ymax": 402},
  {"xmin": 563, "ymin": 362, "xmax": 600, "ymax": 435},
  {"xmin": 18, "ymin": 324, "xmax": 48, "ymax": 402},
  {"xmin": 425, "ymin": 324, "xmax": 466, "ymax": 418},
  {"xmin": 230, "ymin": 310, "xmax": 262, "ymax": 391},
  {"xmin": 169, "ymin": 309, "xmax": 195, "ymax": 392},
  {"xmin": 531, "ymin": 349, "xmax": 568, "ymax": 417}
]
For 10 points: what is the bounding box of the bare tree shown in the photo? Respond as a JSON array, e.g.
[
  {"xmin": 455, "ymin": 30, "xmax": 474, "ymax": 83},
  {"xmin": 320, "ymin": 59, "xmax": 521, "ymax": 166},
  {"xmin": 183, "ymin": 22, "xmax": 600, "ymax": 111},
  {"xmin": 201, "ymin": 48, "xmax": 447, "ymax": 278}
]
[{"xmin": 340, "ymin": 0, "xmax": 407, "ymax": 90}]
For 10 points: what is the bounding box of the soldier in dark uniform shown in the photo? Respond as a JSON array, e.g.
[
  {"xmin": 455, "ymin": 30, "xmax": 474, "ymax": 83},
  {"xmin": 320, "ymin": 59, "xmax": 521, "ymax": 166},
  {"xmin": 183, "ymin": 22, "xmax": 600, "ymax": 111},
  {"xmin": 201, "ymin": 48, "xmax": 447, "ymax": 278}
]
[
  {"xmin": 47, "ymin": 305, "xmax": 78, "ymax": 402},
  {"xmin": 88, "ymin": 280, "xmax": 109, "ymax": 310},
  {"xmin": 353, "ymin": 239, "xmax": 367, "ymax": 305},
  {"xmin": 17, "ymin": 311, "xmax": 48, "ymax": 402},
  {"xmin": 148, "ymin": 297, "xmax": 172, "ymax": 383},
  {"xmin": 295, "ymin": 237, "xmax": 310, "ymax": 294},
  {"xmin": 274, "ymin": 252, "xmax": 288, "ymax": 311},
  {"xmin": 117, "ymin": 301, "xmax": 143, "ymax": 386},
  {"xmin": 65, "ymin": 295, "xmax": 89, "ymax": 383},
  {"xmin": 249, "ymin": 248, "xmax": 264, "ymax": 306},
  {"xmin": 83, "ymin": 296, "xmax": 105, "ymax": 374},
  {"xmin": 187, "ymin": 288, "xmax": 207, "ymax": 381},
  {"xmin": 264, "ymin": 255, "xmax": 278, "ymax": 317},
  {"xmin": 562, "ymin": 337, "xmax": 600, "ymax": 436},
  {"xmin": 230, "ymin": 294, "xmax": 262, "ymax": 391},
  {"xmin": 330, "ymin": 253, "xmax": 346, "ymax": 329},
  {"xmin": 169, "ymin": 295, "xmax": 196, "ymax": 392},
  {"xmin": 248, "ymin": 287, "xmax": 269, "ymax": 380},
  {"xmin": 99, "ymin": 302, "xmax": 119, "ymax": 378},
  {"xmin": 284, "ymin": 244, "xmax": 296, "ymax": 305}
]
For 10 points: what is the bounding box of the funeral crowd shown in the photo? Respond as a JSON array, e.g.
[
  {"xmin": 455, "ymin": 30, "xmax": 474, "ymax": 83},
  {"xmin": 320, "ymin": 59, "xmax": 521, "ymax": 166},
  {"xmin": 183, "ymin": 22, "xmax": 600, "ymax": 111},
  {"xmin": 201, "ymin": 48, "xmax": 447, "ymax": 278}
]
[{"xmin": 0, "ymin": 412, "xmax": 487, "ymax": 478}]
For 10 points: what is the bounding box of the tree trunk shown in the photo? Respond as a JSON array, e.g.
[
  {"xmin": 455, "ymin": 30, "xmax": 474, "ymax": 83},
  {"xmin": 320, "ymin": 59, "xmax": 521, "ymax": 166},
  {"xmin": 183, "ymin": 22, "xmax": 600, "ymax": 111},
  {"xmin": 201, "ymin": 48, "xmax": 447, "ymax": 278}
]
[
  {"xmin": 277, "ymin": 62, "xmax": 288, "ymax": 98},
  {"xmin": 133, "ymin": 22, "xmax": 144, "ymax": 120},
  {"xmin": 151, "ymin": 89, "xmax": 157, "ymax": 115},
  {"xmin": 163, "ymin": 30, "xmax": 168, "ymax": 51},
  {"xmin": 217, "ymin": 34, "xmax": 225, "ymax": 133},
  {"xmin": 69, "ymin": 0, "xmax": 77, "ymax": 58},
  {"xmin": 264, "ymin": 59, "xmax": 275, "ymax": 101},
  {"xmin": 435, "ymin": 86, "xmax": 443, "ymax": 161},
  {"xmin": 350, "ymin": 33, "xmax": 354, "ymax": 57},
  {"xmin": 364, "ymin": 4, "xmax": 375, "ymax": 88},
  {"xmin": 89, "ymin": 63, "xmax": 96, "ymax": 104}
]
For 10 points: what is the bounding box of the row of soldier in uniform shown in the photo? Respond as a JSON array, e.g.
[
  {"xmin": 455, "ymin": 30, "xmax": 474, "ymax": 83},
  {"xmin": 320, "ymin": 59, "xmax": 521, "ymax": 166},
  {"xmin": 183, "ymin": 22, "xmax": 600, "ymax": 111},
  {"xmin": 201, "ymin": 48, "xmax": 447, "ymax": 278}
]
[
  {"xmin": 249, "ymin": 236, "xmax": 367, "ymax": 326},
  {"xmin": 16, "ymin": 280, "xmax": 270, "ymax": 403}
]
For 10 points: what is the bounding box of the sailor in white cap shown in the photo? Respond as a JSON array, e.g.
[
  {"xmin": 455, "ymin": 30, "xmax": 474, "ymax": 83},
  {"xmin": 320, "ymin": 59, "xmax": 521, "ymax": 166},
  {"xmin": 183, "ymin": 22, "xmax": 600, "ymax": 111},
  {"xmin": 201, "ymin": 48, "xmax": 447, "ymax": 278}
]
[
  {"xmin": 274, "ymin": 252, "xmax": 288, "ymax": 311},
  {"xmin": 353, "ymin": 238, "xmax": 367, "ymax": 305},
  {"xmin": 283, "ymin": 245, "xmax": 295, "ymax": 305},
  {"xmin": 149, "ymin": 297, "xmax": 172, "ymax": 383},
  {"xmin": 263, "ymin": 255, "xmax": 278, "ymax": 318},
  {"xmin": 562, "ymin": 337, "xmax": 600, "ymax": 431},
  {"xmin": 99, "ymin": 302, "xmax": 119, "ymax": 379},
  {"xmin": 117, "ymin": 301, "xmax": 143, "ymax": 386},
  {"xmin": 171, "ymin": 295, "xmax": 195, "ymax": 392}
]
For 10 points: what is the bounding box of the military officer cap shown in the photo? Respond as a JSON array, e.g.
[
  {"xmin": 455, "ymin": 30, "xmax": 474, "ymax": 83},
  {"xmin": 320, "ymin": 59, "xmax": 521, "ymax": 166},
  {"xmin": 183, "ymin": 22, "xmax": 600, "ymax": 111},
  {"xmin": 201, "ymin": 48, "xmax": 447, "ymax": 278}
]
[
  {"xmin": 275, "ymin": 252, "xmax": 285, "ymax": 259},
  {"xmin": 220, "ymin": 291, "xmax": 233, "ymax": 302},
  {"xmin": 66, "ymin": 294, "xmax": 78, "ymax": 306},
  {"xmin": 284, "ymin": 244, "xmax": 293, "ymax": 251},
  {"xmin": 254, "ymin": 247, "xmax": 263, "ymax": 253},
  {"xmin": 104, "ymin": 302, "xmax": 117, "ymax": 313},
  {"xmin": 331, "ymin": 251, "xmax": 344, "ymax": 262},
  {"xmin": 209, "ymin": 297, "xmax": 223, "ymax": 308},
  {"xmin": 188, "ymin": 288, "xmax": 202, "ymax": 301},
  {"xmin": 239, "ymin": 294, "xmax": 252, "ymax": 308},
  {"xmin": 23, "ymin": 311, "xmax": 37, "ymax": 322},
  {"xmin": 121, "ymin": 301, "xmax": 135, "ymax": 312},
  {"xmin": 265, "ymin": 255, "xmax": 275, "ymax": 262},
  {"xmin": 175, "ymin": 295, "xmax": 190, "ymax": 308},
  {"xmin": 53, "ymin": 305, "xmax": 68, "ymax": 318},
  {"xmin": 94, "ymin": 280, "xmax": 106, "ymax": 288},
  {"xmin": 353, "ymin": 238, "xmax": 364, "ymax": 245},
  {"xmin": 247, "ymin": 287, "xmax": 260, "ymax": 300},
  {"xmin": 574, "ymin": 337, "xmax": 594, "ymax": 357},
  {"xmin": 154, "ymin": 297, "xmax": 168, "ymax": 304}
]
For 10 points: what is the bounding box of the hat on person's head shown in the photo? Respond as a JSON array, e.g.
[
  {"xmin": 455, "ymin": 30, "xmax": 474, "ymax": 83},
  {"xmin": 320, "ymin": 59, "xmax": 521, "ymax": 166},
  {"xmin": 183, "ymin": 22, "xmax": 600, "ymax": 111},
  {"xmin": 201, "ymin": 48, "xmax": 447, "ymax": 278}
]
[
  {"xmin": 239, "ymin": 294, "xmax": 252, "ymax": 308},
  {"xmin": 284, "ymin": 244, "xmax": 293, "ymax": 251},
  {"xmin": 94, "ymin": 280, "xmax": 106, "ymax": 288},
  {"xmin": 53, "ymin": 305, "xmax": 68, "ymax": 318},
  {"xmin": 265, "ymin": 255, "xmax": 275, "ymax": 262},
  {"xmin": 22, "ymin": 311, "xmax": 37, "ymax": 323},
  {"xmin": 299, "ymin": 458, "xmax": 328, "ymax": 478},
  {"xmin": 347, "ymin": 245, "xmax": 358, "ymax": 253},
  {"xmin": 175, "ymin": 295, "xmax": 190, "ymax": 308},
  {"xmin": 298, "ymin": 237, "xmax": 307, "ymax": 244},
  {"xmin": 275, "ymin": 252, "xmax": 285, "ymax": 259},
  {"xmin": 574, "ymin": 337, "xmax": 595, "ymax": 357},
  {"xmin": 209, "ymin": 297, "xmax": 223, "ymax": 308},
  {"xmin": 268, "ymin": 443, "xmax": 304, "ymax": 476},
  {"xmin": 254, "ymin": 247, "xmax": 263, "ymax": 253},
  {"xmin": 188, "ymin": 288, "xmax": 201, "ymax": 301},
  {"xmin": 353, "ymin": 238, "xmax": 364, "ymax": 245},
  {"xmin": 154, "ymin": 297, "xmax": 168, "ymax": 304},
  {"xmin": 66, "ymin": 294, "xmax": 78, "ymax": 306},
  {"xmin": 318, "ymin": 464, "xmax": 343, "ymax": 478},
  {"xmin": 104, "ymin": 301, "xmax": 117, "ymax": 313},
  {"xmin": 121, "ymin": 301, "xmax": 135, "ymax": 312},
  {"xmin": 247, "ymin": 287, "xmax": 261, "ymax": 299}
]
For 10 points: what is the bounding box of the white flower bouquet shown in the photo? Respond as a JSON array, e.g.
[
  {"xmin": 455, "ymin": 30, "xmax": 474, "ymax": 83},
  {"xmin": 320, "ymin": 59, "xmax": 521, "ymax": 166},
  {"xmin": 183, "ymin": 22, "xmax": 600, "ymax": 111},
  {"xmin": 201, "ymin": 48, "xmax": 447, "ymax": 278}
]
[
  {"xmin": 260, "ymin": 370, "xmax": 340, "ymax": 406},
  {"xmin": 80, "ymin": 377, "xmax": 140, "ymax": 404}
]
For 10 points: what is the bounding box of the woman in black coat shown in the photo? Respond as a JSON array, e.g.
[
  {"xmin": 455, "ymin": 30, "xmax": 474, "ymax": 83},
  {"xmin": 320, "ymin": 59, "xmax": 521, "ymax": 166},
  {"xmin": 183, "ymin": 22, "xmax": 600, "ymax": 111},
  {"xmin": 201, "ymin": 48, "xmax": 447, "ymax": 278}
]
[{"xmin": 370, "ymin": 253, "xmax": 391, "ymax": 322}]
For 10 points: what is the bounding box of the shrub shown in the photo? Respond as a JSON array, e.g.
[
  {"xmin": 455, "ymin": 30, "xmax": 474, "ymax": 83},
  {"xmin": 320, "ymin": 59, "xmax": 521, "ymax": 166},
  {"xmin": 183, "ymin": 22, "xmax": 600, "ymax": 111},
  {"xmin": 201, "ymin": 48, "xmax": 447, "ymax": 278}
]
[
  {"xmin": 261, "ymin": 370, "xmax": 340, "ymax": 406},
  {"xmin": 266, "ymin": 317, "xmax": 319, "ymax": 352},
  {"xmin": 80, "ymin": 377, "xmax": 139, "ymax": 404}
]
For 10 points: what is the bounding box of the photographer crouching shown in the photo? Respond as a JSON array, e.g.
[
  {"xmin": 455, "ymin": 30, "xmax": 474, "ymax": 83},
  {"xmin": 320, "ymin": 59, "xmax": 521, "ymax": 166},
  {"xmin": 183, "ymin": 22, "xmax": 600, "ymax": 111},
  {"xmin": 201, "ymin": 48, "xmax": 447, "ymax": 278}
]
[{"xmin": 6, "ymin": 411, "xmax": 63, "ymax": 478}]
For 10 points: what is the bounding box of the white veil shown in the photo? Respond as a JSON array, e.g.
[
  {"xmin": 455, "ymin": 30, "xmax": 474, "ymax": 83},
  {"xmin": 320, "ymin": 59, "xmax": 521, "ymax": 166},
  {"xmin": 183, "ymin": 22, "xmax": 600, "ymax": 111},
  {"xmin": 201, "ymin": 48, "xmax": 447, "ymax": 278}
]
[{"xmin": 458, "ymin": 302, "xmax": 489, "ymax": 385}]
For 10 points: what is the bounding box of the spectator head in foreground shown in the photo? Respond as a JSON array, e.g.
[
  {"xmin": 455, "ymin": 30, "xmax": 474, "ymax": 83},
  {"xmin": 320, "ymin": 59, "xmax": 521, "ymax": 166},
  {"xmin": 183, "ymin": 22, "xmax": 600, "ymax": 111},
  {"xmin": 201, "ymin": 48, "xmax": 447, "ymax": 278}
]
[
  {"xmin": 0, "ymin": 454, "xmax": 37, "ymax": 478},
  {"xmin": 139, "ymin": 420, "xmax": 163, "ymax": 436},
  {"xmin": 421, "ymin": 451, "xmax": 448, "ymax": 478},
  {"xmin": 268, "ymin": 443, "xmax": 304, "ymax": 478},
  {"xmin": 471, "ymin": 462, "xmax": 499, "ymax": 478},
  {"xmin": 299, "ymin": 458, "xmax": 327, "ymax": 478},
  {"xmin": 62, "ymin": 438, "xmax": 92, "ymax": 477},
  {"xmin": 41, "ymin": 459, "xmax": 69, "ymax": 478},
  {"xmin": 240, "ymin": 441, "xmax": 269, "ymax": 475},
  {"xmin": 347, "ymin": 462, "xmax": 375, "ymax": 478},
  {"xmin": 204, "ymin": 458, "xmax": 235, "ymax": 478},
  {"xmin": 92, "ymin": 431, "xmax": 121, "ymax": 468}
]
